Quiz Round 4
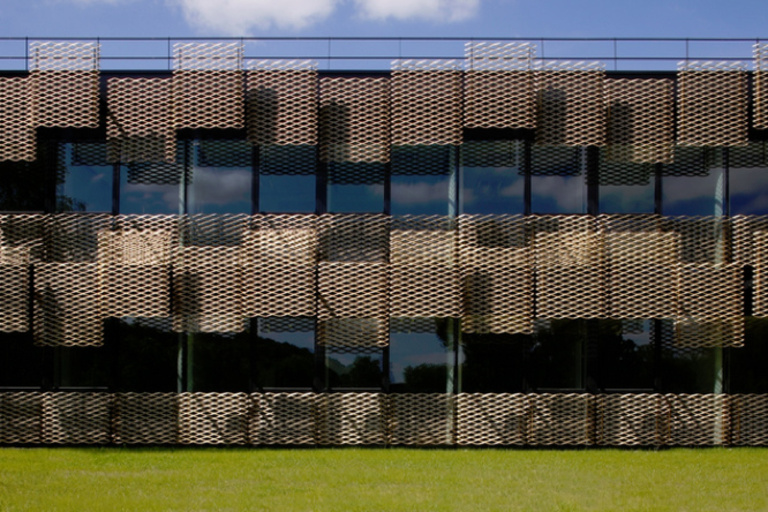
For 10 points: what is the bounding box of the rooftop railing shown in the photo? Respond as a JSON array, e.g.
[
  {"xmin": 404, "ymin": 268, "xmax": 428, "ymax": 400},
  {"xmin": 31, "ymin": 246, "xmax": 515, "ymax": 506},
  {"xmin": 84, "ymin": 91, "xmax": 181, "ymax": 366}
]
[{"xmin": 1, "ymin": 37, "xmax": 768, "ymax": 72}]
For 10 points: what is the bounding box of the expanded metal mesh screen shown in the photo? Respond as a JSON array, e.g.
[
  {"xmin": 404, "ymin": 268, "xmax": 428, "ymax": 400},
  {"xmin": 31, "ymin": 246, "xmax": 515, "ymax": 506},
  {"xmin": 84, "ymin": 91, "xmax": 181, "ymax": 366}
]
[{"xmin": 2, "ymin": 392, "xmax": 756, "ymax": 446}]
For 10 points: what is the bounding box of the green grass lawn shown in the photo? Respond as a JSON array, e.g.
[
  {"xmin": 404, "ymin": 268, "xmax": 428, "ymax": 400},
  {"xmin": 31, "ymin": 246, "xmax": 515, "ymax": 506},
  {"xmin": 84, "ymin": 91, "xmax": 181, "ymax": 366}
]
[{"xmin": 0, "ymin": 447, "xmax": 766, "ymax": 511}]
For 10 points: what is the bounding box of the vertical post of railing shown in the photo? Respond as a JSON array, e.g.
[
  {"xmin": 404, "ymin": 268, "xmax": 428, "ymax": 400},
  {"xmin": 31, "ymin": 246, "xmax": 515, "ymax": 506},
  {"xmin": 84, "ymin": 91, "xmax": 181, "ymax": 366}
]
[
  {"xmin": 613, "ymin": 38, "xmax": 618, "ymax": 71},
  {"xmin": 25, "ymin": 37, "xmax": 28, "ymax": 71}
]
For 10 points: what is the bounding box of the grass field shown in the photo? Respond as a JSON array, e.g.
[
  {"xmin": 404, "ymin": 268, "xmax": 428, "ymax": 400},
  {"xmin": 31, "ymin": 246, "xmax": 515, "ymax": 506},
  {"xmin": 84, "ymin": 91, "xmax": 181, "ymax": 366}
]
[{"xmin": 0, "ymin": 447, "xmax": 766, "ymax": 511}]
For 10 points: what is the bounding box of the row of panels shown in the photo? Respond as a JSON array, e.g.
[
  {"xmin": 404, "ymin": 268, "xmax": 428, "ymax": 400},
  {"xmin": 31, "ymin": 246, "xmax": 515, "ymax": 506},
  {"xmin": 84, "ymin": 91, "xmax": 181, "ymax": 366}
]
[
  {"xmin": 1, "ymin": 213, "xmax": 765, "ymax": 346},
  {"xmin": 2, "ymin": 42, "xmax": 767, "ymax": 163},
  {"xmin": 0, "ymin": 392, "xmax": 765, "ymax": 446}
]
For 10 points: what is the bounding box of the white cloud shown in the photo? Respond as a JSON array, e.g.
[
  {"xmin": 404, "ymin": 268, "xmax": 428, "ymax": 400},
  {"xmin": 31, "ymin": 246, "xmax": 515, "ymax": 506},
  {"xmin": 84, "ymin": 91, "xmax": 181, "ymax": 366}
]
[
  {"xmin": 171, "ymin": 0, "xmax": 340, "ymax": 33},
  {"xmin": 353, "ymin": 0, "xmax": 479, "ymax": 22}
]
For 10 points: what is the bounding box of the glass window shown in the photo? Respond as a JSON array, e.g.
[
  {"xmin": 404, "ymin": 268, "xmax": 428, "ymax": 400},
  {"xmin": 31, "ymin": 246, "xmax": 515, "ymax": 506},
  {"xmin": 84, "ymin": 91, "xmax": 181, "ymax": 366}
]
[
  {"xmin": 595, "ymin": 319, "xmax": 655, "ymax": 391},
  {"xmin": 389, "ymin": 318, "xmax": 455, "ymax": 393},
  {"xmin": 729, "ymin": 144, "xmax": 768, "ymax": 215},
  {"xmin": 327, "ymin": 162, "xmax": 385, "ymax": 213},
  {"xmin": 57, "ymin": 142, "xmax": 113, "ymax": 213},
  {"xmin": 0, "ymin": 145, "xmax": 52, "ymax": 212},
  {"xmin": 187, "ymin": 332, "xmax": 251, "ymax": 392},
  {"xmin": 461, "ymin": 141, "xmax": 524, "ymax": 215},
  {"xmin": 115, "ymin": 318, "xmax": 178, "ymax": 393},
  {"xmin": 531, "ymin": 146, "xmax": 587, "ymax": 214},
  {"xmin": 657, "ymin": 320, "xmax": 722, "ymax": 393},
  {"xmin": 120, "ymin": 162, "xmax": 181, "ymax": 215},
  {"xmin": 0, "ymin": 333, "xmax": 42, "ymax": 389},
  {"xmin": 528, "ymin": 319, "xmax": 586, "ymax": 390},
  {"xmin": 259, "ymin": 145, "xmax": 315, "ymax": 213},
  {"xmin": 256, "ymin": 317, "xmax": 315, "ymax": 389},
  {"xmin": 598, "ymin": 157, "xmax": 655, "ymax": 214},
  {"xmin": 729, "ymin": 318, "xmax": 768, "ymax": 393},
  {"xmin": 392, "ymin": 145, "xmax": 454, "ymax": 216},
  {"xmin": 662, "ymin": 147, "xmax": 725, "ymax": 216},
  {"xmin": 460, "ymin": 332, "xmax": 527, "ymax": 393},
  {"xmin": 188, "ymin": 140, "xmax": 252, "ymax": 215},
  {"xmin": 56, "ymin": 346, "xmax": 109, "ymax": 389},
  {"xmin": 326, "ymin": 349, "xmax": 383, "ymax": 390}
]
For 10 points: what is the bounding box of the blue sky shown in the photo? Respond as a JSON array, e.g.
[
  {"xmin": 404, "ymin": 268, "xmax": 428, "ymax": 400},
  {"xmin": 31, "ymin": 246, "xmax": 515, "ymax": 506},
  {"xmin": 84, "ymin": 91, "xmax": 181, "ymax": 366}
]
[{"xmin": 2, "ymin": 0, "xmax": 766, "ymax": 39}]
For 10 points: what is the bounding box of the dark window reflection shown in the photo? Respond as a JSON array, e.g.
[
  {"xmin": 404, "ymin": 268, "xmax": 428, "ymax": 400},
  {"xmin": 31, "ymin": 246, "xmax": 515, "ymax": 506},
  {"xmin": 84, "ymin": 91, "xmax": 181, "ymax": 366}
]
[
  {"xmin": 56, "ymin": 346, "xmax": 109, "ymax": 389},
  {"xmin": 327, "ymin": 349, "xmax": 382, "ymax": 390},
  {"xmin": 256, "ymin": 317, "xmax": 315, "ymax": 389},
  {"xmin": 598, "ymin": 158, "xmax": 654, "ymax": 214},
  {"xmin": 528, "ymin": 319, "xmax": 586, "ymax": 390},
  {"xmin": 115, "ymin": 318, "xmax": 178, "ymax": 393},
  {"xmin": 0, "ymin": 333, "xmax": 42, "ymax": 389},
  {"xmin": 730, "ymin": 318, "xmax": 768, "ymax": 393},
  {"xmin": 260, "ymin": 175, "xmax": 315, "ymax": 213},
  {"xmin": 390, "ymin": 318, "xmax": 454, "ymax": 393},
  {"xmin": 259, "ymin": 144, "xmax": 315, "ymax": 213},
  {"xmin": 120, "ymin": 163, "xmax": 181, "ymax": 214},
  {"xmin": 460, "ymin": 332, "xmax": 527, "ymax": 393},
  {"xmin": 0, "ymin": 143, "xmax": 53, "ymax": 212},
  {"xmin": 188, "ymin": 332, "xmax": 251, "ymax": 392},
  {"xmin": 595, "ymin": 319, "xmax": 654, "ymax": 391}
]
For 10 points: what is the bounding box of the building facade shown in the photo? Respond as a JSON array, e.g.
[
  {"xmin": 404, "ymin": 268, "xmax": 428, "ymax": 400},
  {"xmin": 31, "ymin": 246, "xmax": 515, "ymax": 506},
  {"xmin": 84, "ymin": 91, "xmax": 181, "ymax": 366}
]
[{"xmin": 0, "ymin": 39, "xmax": 767, "ymax": 445}]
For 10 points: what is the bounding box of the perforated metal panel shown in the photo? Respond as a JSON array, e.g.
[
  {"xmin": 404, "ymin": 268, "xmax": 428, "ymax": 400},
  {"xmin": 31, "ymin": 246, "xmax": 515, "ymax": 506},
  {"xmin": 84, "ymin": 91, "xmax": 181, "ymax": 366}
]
[
  {"xmin": 247, "ymin": 60, "xmax": 317, "ymax": 145},
  {"xmin": 534, "ymin": 216, "xmax": 605, "ymax": 319},
  {"xmin": 605, "ymin": 78, "xmax": 674, "ymax": 164},
  {"xmin": 390, "ymin": 216, "xmax": 459, "ymax": 318},
  {"xmin": 464, "ymin": 42, "xmax": 536, "ymax": 130},
  {"xmin": 535, "ymin": 61, "xmax": 605, "ymax": 146},
  {"xmin": 242, "ymin": 215, "xmax": 317, "ymax": 317},
  {"xmin": 389, "ymin": 393, "xmax": 453, "ymax": 445},
  {"xmin": 173, "ymin": 215, "xmax": 248, "ymax": 333},
  {"xmin": 0, "ymin": 77, "xmax": 35, "ymax": 162},
  {"xmin": 34, "ymin": 263, "xmax": 102, "ymax": 346},
  {"xmin": 318, "ymin": 393, "xmax": 388, "ymax": 445},
  {"xmin": 677, "ymin": 61, "xmax": 748, "ymax": 147},
  {"xmin": 730, "ymin": 394, "xmax": 768, "ymax": 446},
  {"xmin": 254, "ymin": 392, "xmax": 318, "ymax": 445},
  {"xmin": 459, "ymin": 215, "xmax": 532, "ymax": 333},
  {"xmin": 528, "ymin": 394, "xmax": 594, "ymax": 445},
  {"xmin": 750, "ymin": 230, "xmax": 768, "ymax": 317},
  {"xmin": 172, "ymin": 43, "xmax": 244, "ymax": 130},
  {"xmin": 320, "ymin": 77, "xmax": 390, "ymax": 164},
  {"xmin": 755, "ymin": 44, "xmax": 768, "ymax": 130},
  {"xmin": 114, "ymin": 393, "xmax": 179, "ymax": 444},
  {"xmin": 29, "ymin": 42, "xmax": 99, "ymax": 129},
  {"xmin": 178, "ymin": 393, "xmax": 249, "ymax": 444},
  {"xmin": 98, "ymin": 229, "xmax": 172, "ymax": 319},
  {"xmin": 456, "ymin": 393, "xmax": 528, "ymax": 445},
  {"xmin": 42, "ymin": 392, "xmax": 111, "ymax": 444},
  {"xmin": 391, "ymin": 60, "xmax": 462, "ymax": 145},
  {"xmin": 0, "ymin": 392, "xmax": 43, "ymax": 444},
  {"xmin": 676, "ymin": 264, "xmax": 743, "ymax": 347},
  {"xmin": 596, "ymin": 394, "xmax": 665, "ymax": 446},
  {"xmin": 107, "ymin": 77, "xmax": 175, "ymax": 163},
  {"xmin": 664, "ymin": 394, "xmax": 728, "ymax": 446},
  {"xmin": 603, "ymin": 215, "xmax": 679, "ymax": 319},
  {"xmin": 0, "ymin": 245, "xmax": 30, "ymax": 332}
]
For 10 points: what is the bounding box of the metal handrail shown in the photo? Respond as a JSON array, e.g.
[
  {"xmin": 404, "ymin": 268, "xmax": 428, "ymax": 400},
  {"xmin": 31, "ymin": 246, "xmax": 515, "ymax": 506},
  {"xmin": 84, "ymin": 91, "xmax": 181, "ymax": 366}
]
[{"xmin": 0, "ymin": 37, "xmax": 766, "ymax": 71}]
